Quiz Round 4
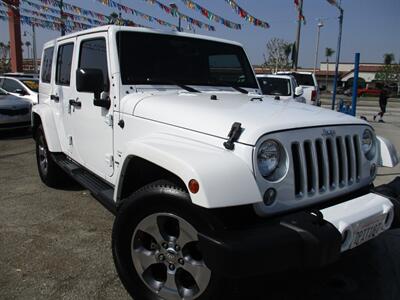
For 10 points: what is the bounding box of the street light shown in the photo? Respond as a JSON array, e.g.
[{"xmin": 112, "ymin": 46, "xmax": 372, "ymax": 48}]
[
  {"xmin": 169, "ymin": 3, "xmax": 182, "ymax": 32},
  {"xmin": 313, "ymin": 19, "xmax": 324, "ymax": 73},
  {"xmin": 327, "ymin": 0, "xmax": 344, "ymax": 110}
]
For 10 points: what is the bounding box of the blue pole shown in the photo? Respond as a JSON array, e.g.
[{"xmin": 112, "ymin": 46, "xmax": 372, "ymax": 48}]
[
  {"xmin": 331, "ymin": 8, "xmax": 344, "ymax": 110},
  {"xmin": 351, "ymin": 53, "xmax": 360, "ymax": 116}
]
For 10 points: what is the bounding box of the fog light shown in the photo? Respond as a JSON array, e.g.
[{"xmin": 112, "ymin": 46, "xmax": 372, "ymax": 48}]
[
  {"xmin": 370, "ymin": 164, "xmax": 377, "ymax": 178},
  {"xmin": 263, "ymin": 188, "xmax": 277, "ymax": 206}
]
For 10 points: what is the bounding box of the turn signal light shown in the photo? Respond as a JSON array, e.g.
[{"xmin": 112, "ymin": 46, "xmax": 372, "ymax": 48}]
[{"xmin": 188, "ymin": 179, "xmax": 200, "ymax": 194}]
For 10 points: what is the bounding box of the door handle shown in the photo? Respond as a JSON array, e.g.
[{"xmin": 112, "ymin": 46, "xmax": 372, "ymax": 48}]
[
  {"xmin": 69, "ymin": 99, "xmax": 82, "ymax": 108},
  {"xmin": 50, "ymin": 94, "xmax": 59, "ymax": 102}
]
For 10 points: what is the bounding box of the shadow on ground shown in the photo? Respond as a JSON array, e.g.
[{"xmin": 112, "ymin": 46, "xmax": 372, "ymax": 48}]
[{"xmin": 227, "ymin": 229, "xmax": 400, "ymax": 300}]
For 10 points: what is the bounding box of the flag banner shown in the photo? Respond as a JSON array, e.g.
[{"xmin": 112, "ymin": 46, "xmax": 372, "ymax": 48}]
[
  {"xmin": 293, "ymin": 0, "xmax": 306, "ymax": 24},
  {"xmin": 223, "ymin": 0, "xmax": 270, "ymax": 29},
  {"xmin": 180, "ymin": 0, "xmax": 241, "ymax": 30},
  {"xmin": 136, "ymin": 0, "xmax": 216, "ymax": 31}
]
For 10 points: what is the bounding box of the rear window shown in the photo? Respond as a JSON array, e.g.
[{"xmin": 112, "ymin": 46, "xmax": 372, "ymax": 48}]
[
  {"xmin": 41, "ymin": 47, "xmax": 54, "ymax": 83},
  {"xmin": 257, "ymin": 77, "xmax": 291, "ymax": 96},
  {"xmin": 290, "ymin": 73, "xmax": 315, "ymax": 86}
]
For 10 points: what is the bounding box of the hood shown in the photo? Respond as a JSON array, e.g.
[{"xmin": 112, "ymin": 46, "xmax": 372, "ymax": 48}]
[
  {"xmin": 123, "ymin": 91, "xmax": 366, "ymax": 145},
  {"xmin": 0, "ymin": 94, "xmax": 31, "ymax": 109}
]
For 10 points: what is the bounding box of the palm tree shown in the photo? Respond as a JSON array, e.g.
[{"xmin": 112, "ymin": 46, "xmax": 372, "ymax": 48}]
[
  {"xmin": 383, "ymin": 53, "xmax": 395, "ymax": 65},
  {"xmin": 325, "ymin": 47, "xmax": 335, "ymax": 90},
  {"xmin": 25, "ymin": 41, "xmax": 31, "ymax": 59}
]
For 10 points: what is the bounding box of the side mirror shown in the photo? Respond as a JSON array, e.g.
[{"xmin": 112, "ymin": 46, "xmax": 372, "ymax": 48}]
[
  {"xmin": 294, "ymin": 86, "xmax": 303, "ymax": 97},
  {"xmin": 15, "ymin": 88, "xmax": 28, "ymax": 96},
  {"xmin": 320, "ymin": 85, "xmax": 327, "ymax": 92},
  {"xmin": 76, "ymin": 68, "xmax": 110, "ymax": 109}
]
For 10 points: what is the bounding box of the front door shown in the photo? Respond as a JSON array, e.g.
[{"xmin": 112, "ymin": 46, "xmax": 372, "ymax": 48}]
[{"xmin": 70, "ymin": 33, "xmax": 114, "ymax": 178}]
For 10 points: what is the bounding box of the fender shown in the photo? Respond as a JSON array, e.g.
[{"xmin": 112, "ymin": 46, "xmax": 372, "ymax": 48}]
[
  {"xmin": 32, "ymin": 104, "xmax": 62, "ymax": 152},
  {"xmin": 377, "ymin": 136, "xmax": 399, "ymax": 168},
  {"xmin": 115, "ymin": 134, "xmax": 263, "ymax": 209}
]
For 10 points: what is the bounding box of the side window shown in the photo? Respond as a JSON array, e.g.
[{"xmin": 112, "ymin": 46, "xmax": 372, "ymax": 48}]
[
  {"xmin": 2, "ymin": 79, "xmax": 23, "ymax": 93},
  {"xmin": 41, "ymin": 47, "xmax": 54, "ymax": 83},
  {"xmin": 56, "ymin": 43, "xmax": 74, "ymax": 86},
  {"xmin": 79, "ymin": 38, "xmax": 109, "ymax": 91}
]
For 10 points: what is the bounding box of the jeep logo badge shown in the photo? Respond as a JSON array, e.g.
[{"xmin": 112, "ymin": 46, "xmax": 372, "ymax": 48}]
[{"xmin": 322, "ymin": 129, "xmax": 336, "ymax": 138}]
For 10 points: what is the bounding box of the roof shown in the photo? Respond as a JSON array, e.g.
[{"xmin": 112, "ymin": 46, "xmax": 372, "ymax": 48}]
[
  {"xmin": 46, "ymin": 25, "xmax": 242, "ymax": 48},
  {"xmin": 340, "ymin": 65, "xmax": 384, "ymax": 79}
]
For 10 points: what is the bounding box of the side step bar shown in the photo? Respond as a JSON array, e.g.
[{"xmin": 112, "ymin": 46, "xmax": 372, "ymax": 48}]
[{"xmin": 52, "ymin": 153, "xmax": 117, "ymax": 215}]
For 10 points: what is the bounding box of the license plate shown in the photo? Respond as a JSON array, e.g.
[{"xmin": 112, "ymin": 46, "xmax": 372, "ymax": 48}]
[{"xmin": 350, "ymin": 216, "xmax": 386, "ymax": 249}]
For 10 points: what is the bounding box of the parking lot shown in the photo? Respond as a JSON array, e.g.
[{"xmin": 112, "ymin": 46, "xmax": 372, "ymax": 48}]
[{"xmin": 1, "ymin": 100, "xmax": 400, "ymax": 299}]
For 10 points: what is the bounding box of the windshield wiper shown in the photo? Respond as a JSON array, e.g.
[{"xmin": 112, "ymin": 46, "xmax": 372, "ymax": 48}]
[{"xmin": 144, "ymin": 78, "xmax": 200, "ymax": 93}]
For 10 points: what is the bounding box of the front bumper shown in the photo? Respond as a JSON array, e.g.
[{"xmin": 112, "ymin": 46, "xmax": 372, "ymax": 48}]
[
  {"xmin": 0, "ymin": 114, "xmax": 31, "ymax": 130},
  {"xmin": 198, "ymin": 192, "xmax": 394, "ymax": 278}
]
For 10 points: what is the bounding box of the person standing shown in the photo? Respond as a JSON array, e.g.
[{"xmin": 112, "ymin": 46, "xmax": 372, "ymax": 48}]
[{"xmin": 374, "ymin": 86, "xmax": 389, "ymax": 123}]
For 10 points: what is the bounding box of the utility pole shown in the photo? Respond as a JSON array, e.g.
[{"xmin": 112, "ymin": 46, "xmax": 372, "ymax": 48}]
[
  {"xmin": 169, "ymin": 3, "xmax": 182, "ymax": 32},
  {"xmin": 5, "ymin": 0, "xmax": 23, "ymax": 72},
  {"xmin": 313, "ymin": 19, "xmax": 324, "ymax": 73},
  {"xmin": 294, "ymin": 0, "xmax": 303, "ymax": 70},
  {"xmin": 331, "ymin": 5, "xmax": 344, "ymax": 110},
  {"xmin": 32, "ymin": 24, "xmax": 38, "ymax": 74},
  {"xmin": 59, "ymin": 0, "xmax": 65, "ymax": 36}
]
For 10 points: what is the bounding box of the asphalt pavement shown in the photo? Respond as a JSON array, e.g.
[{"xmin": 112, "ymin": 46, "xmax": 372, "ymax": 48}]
[{"xmin": 1, "ymin": 100, "xmax": 400, "ymax": 299}]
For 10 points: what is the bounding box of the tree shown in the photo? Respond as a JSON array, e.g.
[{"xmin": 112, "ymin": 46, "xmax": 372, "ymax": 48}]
[
  {"xmin": 25, "ymin": 41, "xmax": 31, "ymax": 59},
  {"xmin": 325, "ymin": 47, "xmax": 335, "ymax": 89},
  {"xmin": 376, "ymin": 54, "xmax": 399, "ymax": 85},
  {"xmin": 265, "ymin": 38, "xmax": 292, "ymax": 72},
  {"xmin": 384, "ymin": 53, "xmax": 395, "ymax": 65}
]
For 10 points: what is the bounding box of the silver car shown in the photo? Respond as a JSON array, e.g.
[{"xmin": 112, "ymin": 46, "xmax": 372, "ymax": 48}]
[{"xmin": 0, "ymin": 87, "xmax": 32, "ymax": 131}]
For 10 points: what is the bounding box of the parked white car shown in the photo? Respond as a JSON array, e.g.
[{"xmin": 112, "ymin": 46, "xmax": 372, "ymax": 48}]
[
  {"xmin": 0, "ymin": 76, "xmax": 39, "ymax": 104},
  {"xmin": 257, "ymin": 74, "xmax": 306, "ymax": 103},
  {"xmin": 32, "ymin": 25, "xmax": 399, "ymax": 300},
  {"xmin": 277, "ymin": 71, "xmax": 321, "ymax": 106}
]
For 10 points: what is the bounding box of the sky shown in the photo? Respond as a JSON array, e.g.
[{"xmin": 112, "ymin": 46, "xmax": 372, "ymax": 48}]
[{"xmin": 0, "ymin": 0, "xmax": 399, "ymax": 68}]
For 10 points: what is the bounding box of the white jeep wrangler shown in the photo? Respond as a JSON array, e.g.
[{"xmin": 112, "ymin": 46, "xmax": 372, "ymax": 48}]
[{"xmin": 32, "ymin": 25, "xmax": 399, "ymax": 300}]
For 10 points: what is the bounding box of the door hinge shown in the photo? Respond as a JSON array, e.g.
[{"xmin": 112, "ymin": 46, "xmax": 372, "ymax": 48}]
[
  {"xmin": 105, "ymin": 114, "xmax": 113, "ymax": 127},
  {"xmin": 105, "ymin": 154, "xmax": 114, "ymax": 168}
]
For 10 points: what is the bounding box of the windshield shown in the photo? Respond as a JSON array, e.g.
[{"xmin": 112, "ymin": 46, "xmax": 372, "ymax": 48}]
[
  {"xmin": 258, "ymin": 77, "xmax": 291, "ymax": 96},
  {"xmin": 21, "ymin": 79, "xmax": 39, "ymax": 92},
  {"xmin": 290, "ymin": 73, "xmax": 315, "ymax": 86},
  {"xmin": 116, "ymin": 31, "xmax": 258, "ymax": 89}
]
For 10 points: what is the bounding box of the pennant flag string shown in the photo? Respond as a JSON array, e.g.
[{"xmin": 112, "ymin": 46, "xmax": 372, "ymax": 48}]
[
  {"xmin": 94, "ymin": 0, "xmax": 179, "ymax": 31},
  {"xmin": 135, "ymin": 0, "xmax": 215, "ymax": 31},
  {"xmin": 223, "ymin": 0, "xmax": 270, "ymax": 29},
  {"xmin": 17, "ymin": 0, "xmax": 104, "ymax": 26},
  {"xmin": 22, "ymin": 0, "xmax": 176, "ymax": 31},
  {"xmin": 180, "ymin": 0, "xmax": 241, "ymax": 30}
]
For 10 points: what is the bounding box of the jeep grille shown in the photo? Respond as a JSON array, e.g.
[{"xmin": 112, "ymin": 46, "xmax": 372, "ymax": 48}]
[{"xmin": 291, "ymin": 135, "xmax": 362, "ymax": 198}]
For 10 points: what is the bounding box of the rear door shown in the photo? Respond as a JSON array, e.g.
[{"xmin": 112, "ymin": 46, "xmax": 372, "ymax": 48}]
[
  {"xmin": 53, "ymin": 38, "xmax": 77, "ymax": 156},
  {"xmin": 70, "ymin": 32, "xmax": 114, "ymax": 178}
]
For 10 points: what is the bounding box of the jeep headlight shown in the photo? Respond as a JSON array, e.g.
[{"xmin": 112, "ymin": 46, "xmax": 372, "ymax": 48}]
[
  {"xmin": 362, "ymin": 129, "xmax": 376, "ymax": 160},
  {"xmin": 257, "ymin": 140, "xmax": 282, "ymax": 179}
]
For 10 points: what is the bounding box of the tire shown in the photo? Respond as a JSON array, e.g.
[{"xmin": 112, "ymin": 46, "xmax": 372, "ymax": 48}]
[
  {"xmin": 35, "ymin": 125, "xmax": 71, "ymax": 188},
  {"xmin": 112, "ymin": 180, "xmax": 229, "ymax": 300}
]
